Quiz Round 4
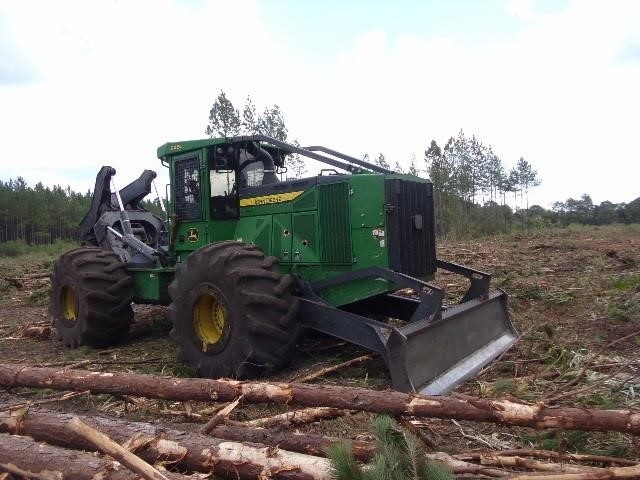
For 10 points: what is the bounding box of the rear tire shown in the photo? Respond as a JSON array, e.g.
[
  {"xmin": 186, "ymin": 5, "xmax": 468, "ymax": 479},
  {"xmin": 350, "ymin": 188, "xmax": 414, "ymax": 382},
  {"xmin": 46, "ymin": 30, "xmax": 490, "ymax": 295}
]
[
  {"xmin": 50, "ymin": 247, "xmax": 133, "ymax": 347},
  {"xmin": 168, "ymin": 241, "xmax": 299, "ymax": 379}
]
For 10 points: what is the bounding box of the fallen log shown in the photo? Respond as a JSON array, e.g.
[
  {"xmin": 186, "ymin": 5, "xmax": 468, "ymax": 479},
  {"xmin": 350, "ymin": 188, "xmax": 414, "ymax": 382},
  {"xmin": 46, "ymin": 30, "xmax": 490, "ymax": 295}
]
[
  {"xmin": 0, "ymin": 462, "xmax": 63, "ymax": 480},
  {"xmin": 0, "ymin": 433, "xmax": 183, "ymax": 480},
  {"xmin": 1, "ymin": 364, "xmax": 640, "ymax": 435},
  {"xmin": 0, "ymin": 406, "xmax": 503, "ymax": 478},
  {"xmin": 0, "ymin": 399, "xmax": 375, "ymax": 461},
  {"xmin": 455, "ymin": 450, "xmax": 638, "ymax": 467},
  {"xmin": 508, "ymin": 462, "xmax": 640, "ymax": 480},
  {"xmin": 460, "ymin": 454, "xmax": 600, "ymax": 474},
  {"xmin": 243, "ymin": 407, "xmax": 347, "ymax": 428},
  {"xmin": 206, "ymin": 424, "xmax": 377, "ymax": 460},
  {"xmin": 0, "ymin": 406, "xmax": 331, "ymax": 480},
  {"xmin": 68, "ymin": 417, "xmax": 170, "ymax": 480}
]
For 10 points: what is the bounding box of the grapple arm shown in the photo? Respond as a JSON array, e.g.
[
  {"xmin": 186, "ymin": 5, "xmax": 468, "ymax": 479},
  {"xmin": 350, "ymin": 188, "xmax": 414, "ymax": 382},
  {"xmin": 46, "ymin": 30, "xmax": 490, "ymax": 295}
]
[{"xmin": 79, "ymin": 166, "xmax": 116, "ymax": 245}]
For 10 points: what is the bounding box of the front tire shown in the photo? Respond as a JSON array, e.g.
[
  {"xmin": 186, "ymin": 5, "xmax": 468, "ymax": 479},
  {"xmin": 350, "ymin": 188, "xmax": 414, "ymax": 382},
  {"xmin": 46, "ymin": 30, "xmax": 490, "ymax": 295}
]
[
  {"xmin": 49, "ymin": 248, "xmax": 133, "ymax": 347},
  {"xmin": 168, "ymin": 242, "xmax": 299, "ymax": 379}
]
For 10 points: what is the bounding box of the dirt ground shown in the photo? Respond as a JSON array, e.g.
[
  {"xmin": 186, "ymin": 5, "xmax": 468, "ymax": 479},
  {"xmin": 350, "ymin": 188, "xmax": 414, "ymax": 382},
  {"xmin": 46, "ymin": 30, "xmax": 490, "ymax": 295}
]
[{"xmin": 1, "ymin": 224, "xmax": 639, "ymax": 463}]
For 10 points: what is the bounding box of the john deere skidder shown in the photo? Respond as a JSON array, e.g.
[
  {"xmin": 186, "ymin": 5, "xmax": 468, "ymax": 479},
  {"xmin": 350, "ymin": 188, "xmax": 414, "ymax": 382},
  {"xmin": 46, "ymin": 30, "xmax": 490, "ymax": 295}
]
[{"xmin": 50, "ymin": 135, "xmax": 517, "ymax": 395}]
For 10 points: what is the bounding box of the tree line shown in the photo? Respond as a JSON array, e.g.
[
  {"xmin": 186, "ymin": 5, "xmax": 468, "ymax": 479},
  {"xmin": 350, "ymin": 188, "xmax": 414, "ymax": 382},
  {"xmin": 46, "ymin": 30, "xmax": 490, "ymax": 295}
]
[
  {"xmin": 421, "ymin": 129, "xmax": 540, "ymax": 237},
  {"xmin": 0, "ymin": 178, "xmax": 91, "ymax": 245}
]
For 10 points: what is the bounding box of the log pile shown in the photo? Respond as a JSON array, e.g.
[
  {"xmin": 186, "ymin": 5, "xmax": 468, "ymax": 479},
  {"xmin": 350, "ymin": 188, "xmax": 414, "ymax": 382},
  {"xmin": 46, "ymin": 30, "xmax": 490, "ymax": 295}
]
[{"xmin": 0, "ymin": 363, "xmax": 638, "ymax": 479}]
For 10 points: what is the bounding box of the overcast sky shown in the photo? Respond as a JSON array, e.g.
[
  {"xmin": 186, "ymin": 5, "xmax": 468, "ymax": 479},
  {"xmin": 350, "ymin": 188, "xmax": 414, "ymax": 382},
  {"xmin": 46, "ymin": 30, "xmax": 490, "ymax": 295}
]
[{"xmin": 1, "ymin": 0, "xmax": 638, "ymax": 208}]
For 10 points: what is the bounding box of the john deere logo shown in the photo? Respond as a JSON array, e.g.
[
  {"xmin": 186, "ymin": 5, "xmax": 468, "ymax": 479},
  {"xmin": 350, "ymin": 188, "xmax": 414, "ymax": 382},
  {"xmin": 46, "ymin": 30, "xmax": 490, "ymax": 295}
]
[{"xmin": 186, "ymin": 228, "xmax": 199, "ymax": 242}]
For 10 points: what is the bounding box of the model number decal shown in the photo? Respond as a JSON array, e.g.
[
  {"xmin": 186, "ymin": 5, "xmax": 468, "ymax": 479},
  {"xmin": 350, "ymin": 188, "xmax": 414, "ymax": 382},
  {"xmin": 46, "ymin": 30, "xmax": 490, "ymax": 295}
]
[{"xmin": 240, "ymin": 191, "xmax": 304, "ymax": 207}]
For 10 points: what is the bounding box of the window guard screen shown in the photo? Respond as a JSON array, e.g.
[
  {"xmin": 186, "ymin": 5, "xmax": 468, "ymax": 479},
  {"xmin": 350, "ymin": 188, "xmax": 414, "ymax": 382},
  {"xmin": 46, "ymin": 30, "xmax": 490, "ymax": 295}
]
[{"xmin": 174, "ymin": 157, "xmax": 202, "ymax": 221}]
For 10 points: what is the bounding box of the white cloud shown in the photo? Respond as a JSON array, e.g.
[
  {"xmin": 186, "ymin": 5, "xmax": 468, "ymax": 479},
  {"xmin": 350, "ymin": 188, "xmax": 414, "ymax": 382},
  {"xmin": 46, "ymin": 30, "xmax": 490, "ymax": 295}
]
[
  {"xmin": 283, "ymin": 0, "xmax": 640, "ymax": 206},
  {"xmin": 507, "ymin": 0, "xmax": 535, "ymax": 19},
  {"xmin": 0, "ymin": 0, "xmax": 638, "ymax": 208}
]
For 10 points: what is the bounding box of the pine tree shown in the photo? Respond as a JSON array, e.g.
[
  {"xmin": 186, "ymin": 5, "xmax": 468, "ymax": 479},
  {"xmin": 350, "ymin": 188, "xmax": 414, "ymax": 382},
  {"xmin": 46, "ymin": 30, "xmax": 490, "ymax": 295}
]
[
  {"xmin": 374, "ymin": 153, "xmax": 390, "ymax": 170},
  {"xmin": 241, "ymin": 95, "xmax": 259, "ymax": 134},
  {"xmin": 408, "ymin": 153, "xmax": 420, "ymax": 176},
  {"xmin": 205, "ymin": 90, "xmax": 241, "ymax": 137},
  {"xmin": 258, "ymin": 105, "xmax": 288, "ymax": 140},
  {"xmin": 515, "ymin": 156, "xmax": 541, "ymax": 210},
  {"xmin": 286, "ymin": 139, "xmax": 307, "ymax": 179},
  {"xmin": 327, "ymin": 415, "xmax": 453, "ymax": 480}
]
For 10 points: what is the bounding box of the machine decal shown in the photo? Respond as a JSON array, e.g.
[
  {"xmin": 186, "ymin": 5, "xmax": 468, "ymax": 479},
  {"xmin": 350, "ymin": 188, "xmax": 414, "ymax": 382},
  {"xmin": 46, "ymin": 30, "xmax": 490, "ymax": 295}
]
[
  {"xmin": 240, "ymin": 190, "xmax": 304, "ymax": 207},
  {"xmin": 186, "ymin": 228, "xmax": 199, "ymax": 242}
]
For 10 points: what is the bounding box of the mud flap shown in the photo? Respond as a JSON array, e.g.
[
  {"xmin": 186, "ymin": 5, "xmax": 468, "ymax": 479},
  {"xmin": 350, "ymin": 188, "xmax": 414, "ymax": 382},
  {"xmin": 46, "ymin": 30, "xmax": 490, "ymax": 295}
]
[{"xmin": 385, "ymin": 290, "xmax": 517, "ymax": 395}]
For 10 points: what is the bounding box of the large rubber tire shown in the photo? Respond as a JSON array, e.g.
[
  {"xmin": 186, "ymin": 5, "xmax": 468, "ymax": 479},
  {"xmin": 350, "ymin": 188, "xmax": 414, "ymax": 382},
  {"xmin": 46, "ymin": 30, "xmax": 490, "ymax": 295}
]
[
  {"xmin": 49, "ymin": 247, "xmax": 133, "ymax": 348},
  {"xmin": 168, "ymin": 241, "xmax": 299, "ymax": 379}
]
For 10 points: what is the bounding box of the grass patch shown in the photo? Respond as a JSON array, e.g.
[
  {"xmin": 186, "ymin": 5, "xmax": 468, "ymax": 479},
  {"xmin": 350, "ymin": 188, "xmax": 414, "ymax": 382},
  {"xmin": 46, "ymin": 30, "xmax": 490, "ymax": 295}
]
[
  {"xmin": 610, "ymin": 274, "xmax": 640, "ymax": 292},
  {"xmin": 514, "ymin": 285, "xmax": 574, "ymax": 305},
  {"xmin": 0, "ymin": 240, "xmax": 77, "ymax": 258},
  {"xmin": 521, "ymin": 429, "xmax": 590, "ymax": 453},
  {"xmin": 28, "ymin": 287, "xmax": 50, "ymax": 306},
  {"xmin": 601, "ymin": 274, "xmax": 640, "ymax": 322}
]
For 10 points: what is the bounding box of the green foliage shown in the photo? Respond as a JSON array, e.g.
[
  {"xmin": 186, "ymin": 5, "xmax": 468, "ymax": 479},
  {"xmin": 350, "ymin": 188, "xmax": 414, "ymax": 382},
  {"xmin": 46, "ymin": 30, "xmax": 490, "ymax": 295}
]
[
  {"xmin": 492, "ymin": 377, "xmax": 517, "ymax": 395},
  {"xmin": 374, "ymin": 153, "xmax": 390, "ymax": 170},
  {"xmin": 423, "ymin": 129, "xmax": 639, "ymax": 239},
  {"xmin": 520, "ymin": 429, "xmax": 590, "ymax": 453},
  {"xmin": 205, "ymin": 90, "xmax": 241, "ymax": 137},
  {"xmin": 28, "ymin": 287, "xmax": 49, "ymax": 306},
  {"xmin": 326, "ymin": 442, "xmax": 365, "ymax": 480},
  {"xmin": 408, "ymin": 154, "xmax": 420, "ymax": 176},
  {"xmin": 602, "ymin": 274, "xmax": 640, "ymax": 323},
  {"xmin": 286, "ymin": 139, "xmax": 308, "ymax": 180},
  {"xmin": 552, "ymin": 194, "xmax": 639, "ymax": 226},
  {"xmin": 0, "ymin": 179, "xmax": 90, "ymax": 245},
  {"xmin": 205, "ymin": 90, "xmax": 288, "ymax": 141},
  {"xmin": 610, "ymin": 274, "xmax": 640, "ymax": 292},
  {"xmin": 0, "ymin": 240, "xmax": 27, "ymax": 257},
  {"xmin": 326, "ymin": 415, "xmax": 453, "ymax": 480}
]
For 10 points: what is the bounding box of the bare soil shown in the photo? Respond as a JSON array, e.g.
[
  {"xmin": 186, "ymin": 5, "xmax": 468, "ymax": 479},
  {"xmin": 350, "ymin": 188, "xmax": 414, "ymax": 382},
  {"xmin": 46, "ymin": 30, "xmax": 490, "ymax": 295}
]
[{"xmin": 1, "ymin": 224, "xmax": 639, "ymax": 461}]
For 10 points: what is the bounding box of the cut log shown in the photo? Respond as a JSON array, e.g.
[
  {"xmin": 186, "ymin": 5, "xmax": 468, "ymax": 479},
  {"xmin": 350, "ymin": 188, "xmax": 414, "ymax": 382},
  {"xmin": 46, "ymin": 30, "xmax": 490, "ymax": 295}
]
[
  {"xmin": 455, "ymin": 450, "xmax": 638, "ymax": 467},
  {"xmin": 0, "ymin": 400, "xmax": 376, "ymax": 461},
  {"xmin": 0, "ymin": 462, "xmax": 62, "ymax": 480},
  {"xmin": 424, "ymin": 452, "xmax": 510, "ymax": 478},
  {"xmin": 508, "ymin": 463, "xmax": 640, "ymax": 480},
  {"xmin": 206, "ymin": 424, "xmax": 377, "ymax": 461},
  {"xmin": 460, "ymin": 454, "xmax": 600, "ymax": 474},
  {"xmin": 68, "ymin": 417, "xmax": 170, "ymax": 480},
  {"xmin": 0, "ymin": 406, "xmax": 508, "ymax": 478},
  {"xmin": 0, "ymin": 406, "xmax": 331, "ymax": 480},
  {"xmin": 0, "ymin": 433, "xmax": 173, "ymax": 480},
  {"xmin": 1, "ymin": 364, "xmax": 640, "ymax": 435},
  {"xmin": 244, "ymin": 407, "xmax": 347, "ymax": 428}
]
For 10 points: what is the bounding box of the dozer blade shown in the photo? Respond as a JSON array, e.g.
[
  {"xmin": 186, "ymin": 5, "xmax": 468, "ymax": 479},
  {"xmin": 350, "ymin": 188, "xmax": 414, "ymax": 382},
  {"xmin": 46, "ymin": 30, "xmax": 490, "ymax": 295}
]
[{"xmin": 385, "ymin": 290, "xmax": 517, "ymax": 395}]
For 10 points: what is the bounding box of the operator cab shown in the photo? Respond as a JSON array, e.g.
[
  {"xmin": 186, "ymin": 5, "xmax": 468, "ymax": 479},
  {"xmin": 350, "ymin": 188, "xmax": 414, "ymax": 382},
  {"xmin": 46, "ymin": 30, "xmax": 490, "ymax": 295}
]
[{"xmin": 207, "ymin": 141, "xmax": 286, "ymax": 219}]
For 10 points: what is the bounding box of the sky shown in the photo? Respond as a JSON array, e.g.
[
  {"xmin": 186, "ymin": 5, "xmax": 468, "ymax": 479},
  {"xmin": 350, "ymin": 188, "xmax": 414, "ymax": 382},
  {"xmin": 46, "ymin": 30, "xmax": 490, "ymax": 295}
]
[{"xmin": 0, "ymin": 0, "xmax": 638, "ymax": 208}]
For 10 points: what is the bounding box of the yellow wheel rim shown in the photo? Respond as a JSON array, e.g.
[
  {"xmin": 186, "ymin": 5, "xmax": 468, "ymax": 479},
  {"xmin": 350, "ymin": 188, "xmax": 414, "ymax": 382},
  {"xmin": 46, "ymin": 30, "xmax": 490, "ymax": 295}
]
[
  {"xmin": 193, "ymin": 290, "xmax": 227, "ymax": 351},
  {"xmin": 60, "ymin": 285, "xmax": 78, "ymax": 322}
]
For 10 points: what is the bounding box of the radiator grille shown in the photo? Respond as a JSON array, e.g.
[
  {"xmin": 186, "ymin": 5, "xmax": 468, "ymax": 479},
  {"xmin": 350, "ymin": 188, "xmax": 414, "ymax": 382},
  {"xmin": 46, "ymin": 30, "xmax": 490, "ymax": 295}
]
[
  {"xmin": 318, "ymin": 182, "xmax": 352, "ymax": 264},
  {"xmin": 385, "ymin": 179, "xmax": 436, "ymax": 278}
]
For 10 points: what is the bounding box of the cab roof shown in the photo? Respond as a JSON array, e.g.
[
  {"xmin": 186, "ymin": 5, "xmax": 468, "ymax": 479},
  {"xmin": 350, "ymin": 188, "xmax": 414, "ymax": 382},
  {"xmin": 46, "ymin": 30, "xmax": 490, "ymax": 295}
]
[{"xmin": 156, "ymin": 137, "xmax": 228, "ymax": 158}]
